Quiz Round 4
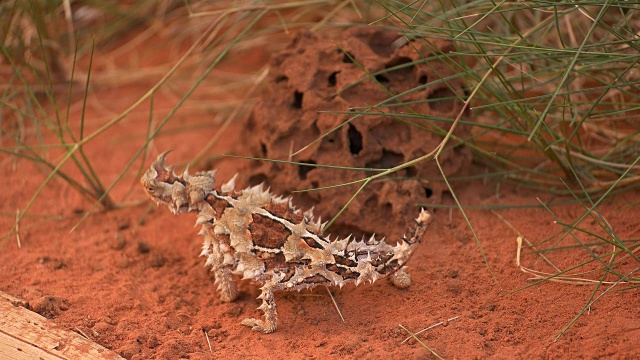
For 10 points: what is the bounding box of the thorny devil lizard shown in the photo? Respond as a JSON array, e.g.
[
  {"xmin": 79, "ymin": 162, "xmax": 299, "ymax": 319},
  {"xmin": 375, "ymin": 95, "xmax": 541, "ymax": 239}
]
[{"xmin": 141, "ymin": 151, "xmax": 432, "ymax": 333}]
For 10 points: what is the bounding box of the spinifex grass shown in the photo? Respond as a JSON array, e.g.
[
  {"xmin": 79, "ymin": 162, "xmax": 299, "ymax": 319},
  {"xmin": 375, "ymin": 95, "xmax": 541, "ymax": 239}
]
[
  {"xmin": 2, "ymin": 0, "xmax": 639, "ymax": 344},
  {"xmin": 1, "ymin": 1, "xmax": 351, "ymax": 246},
  {"xmin": 2, "ymin": 2, "xmax": 116, "ymax": 211},
  {"xmin": 266, "ymin": 0, "xmax": 640, "ymax": 342},
  {"xmin": 511, "ymin": 153, "xmax": 640, "ymax": 339},
  {"xmin": 1, "ymin": 1, "xmax": 186, "ymax": 245}
]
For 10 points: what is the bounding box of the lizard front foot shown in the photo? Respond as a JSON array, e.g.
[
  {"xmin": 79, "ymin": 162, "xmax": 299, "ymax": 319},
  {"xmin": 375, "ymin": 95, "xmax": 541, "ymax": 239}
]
[
  {"xmin": 241, "ymin": 277, "xmax": 280, "ymax": 333},
  {"xmin": 241, "ymin": 318, "xmax": 277, "ymax": 333}
]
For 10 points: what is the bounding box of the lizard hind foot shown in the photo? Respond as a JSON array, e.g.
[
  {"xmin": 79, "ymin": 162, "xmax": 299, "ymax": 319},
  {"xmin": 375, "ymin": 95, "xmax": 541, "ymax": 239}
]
[{"xmin": 218, "ymin": 291, "xmax": 237, "ymax": 303}]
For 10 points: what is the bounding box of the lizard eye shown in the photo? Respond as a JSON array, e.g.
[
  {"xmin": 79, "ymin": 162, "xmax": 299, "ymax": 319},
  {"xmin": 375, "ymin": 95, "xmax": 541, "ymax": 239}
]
[{"xmin": 147, "ymin": 185, "xmax": 155, "ymax": 193}]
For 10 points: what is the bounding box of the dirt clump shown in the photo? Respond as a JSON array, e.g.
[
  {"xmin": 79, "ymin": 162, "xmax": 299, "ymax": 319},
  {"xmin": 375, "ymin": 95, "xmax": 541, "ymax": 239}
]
[
  {"xmin": 28, "ymin": 295, "xmax": 69, "ymax": 318},
  {"xmin": 243, "ymin": 26, "xmax": 472, "ymax": 237}
]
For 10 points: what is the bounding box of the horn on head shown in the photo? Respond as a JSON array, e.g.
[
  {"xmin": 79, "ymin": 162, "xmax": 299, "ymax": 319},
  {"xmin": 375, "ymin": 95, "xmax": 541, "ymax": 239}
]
[{"xmin": 152, "ymin": 150, "xmax": 177, "ymax": 182}]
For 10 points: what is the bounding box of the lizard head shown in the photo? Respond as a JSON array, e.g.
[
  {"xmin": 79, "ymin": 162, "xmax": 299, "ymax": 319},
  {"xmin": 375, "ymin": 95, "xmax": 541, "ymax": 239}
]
[{"xmin": 141, "ymin": 150, "xmax": 187, "ymax": 213}]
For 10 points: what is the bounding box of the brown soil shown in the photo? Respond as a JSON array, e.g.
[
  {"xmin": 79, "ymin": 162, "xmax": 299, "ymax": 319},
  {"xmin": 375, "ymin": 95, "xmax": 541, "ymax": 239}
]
[{"xmin": 1, "ymin": 26, "xmax": 638, "ymax": 360}]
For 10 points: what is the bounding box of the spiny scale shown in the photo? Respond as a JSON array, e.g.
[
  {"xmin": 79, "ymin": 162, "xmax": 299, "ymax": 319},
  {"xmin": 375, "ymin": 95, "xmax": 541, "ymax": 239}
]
[{"xmin": 141, "ymin": 151, "xmax": 432, "ymax": 333}]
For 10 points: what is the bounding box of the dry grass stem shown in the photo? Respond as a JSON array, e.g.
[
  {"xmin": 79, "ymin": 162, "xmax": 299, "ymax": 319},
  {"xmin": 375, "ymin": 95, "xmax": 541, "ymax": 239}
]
[
  {"xmin": 399, "ymin": 324, "xmax": 445, "ymax": 360},
  {"xmin": 324, "ymin": 286, "xmax": 345, "ymax": 322},
  {"xmin": 493, "ymin": 210, "xmax": 559, "ymax": 272},
  {"xmin": 15, "ymin": 209, "xmax": 22, "ymax": 249},
  {"xmin": 400, "ymin": 316, "xmax": 460, "ymax": 345},
  {"xmin": 519, "ymin": 266, "xmax": 640, "ymax": 285},
  {"xmin": 74, "ymin": 327, "xmax": 90, "ymax": 340},
  {"xmin": 204, "ymin": 329, "xmax": 212, "ymax": 353},
  {"xmin": 189, "ymin": 66, "xmax": 269, "ymax": 167},
  {"xmin": 516, "ymin": 236, "xmax": 522, "ymax": 267}
]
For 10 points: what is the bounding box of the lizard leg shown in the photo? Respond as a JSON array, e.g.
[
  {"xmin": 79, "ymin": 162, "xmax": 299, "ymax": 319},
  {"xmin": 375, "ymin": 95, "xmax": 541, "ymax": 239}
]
[
  {"xmin": 202, "ymin": 232, "xmax": 238, "ymax": 303},
  {"xmin": 213, "ymin": 266, "xmax": 238, "ymax": 303},
  {"xmin": 241, "ymin": 275, "xmax": 282, "ymax": 333}
]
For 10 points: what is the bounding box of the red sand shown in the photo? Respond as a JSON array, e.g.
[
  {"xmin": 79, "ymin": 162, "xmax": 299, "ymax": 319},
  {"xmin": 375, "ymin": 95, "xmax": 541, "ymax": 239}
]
[{"xmin": 1, "ymin": 27, "xmax": 638, "ymax": 360}]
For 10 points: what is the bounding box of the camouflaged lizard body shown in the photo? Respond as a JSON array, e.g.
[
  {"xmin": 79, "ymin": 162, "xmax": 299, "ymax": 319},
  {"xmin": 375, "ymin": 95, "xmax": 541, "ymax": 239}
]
[{"xmin": 141, "ymin": 151, "xmax": 431, "ymax": 333}]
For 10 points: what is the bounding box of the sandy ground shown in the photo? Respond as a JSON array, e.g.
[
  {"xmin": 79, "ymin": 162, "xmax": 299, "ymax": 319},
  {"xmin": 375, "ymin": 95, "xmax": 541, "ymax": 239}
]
[{"xmin": 1, "ymin": 26, "xmax": 638, "ymax": 360}]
